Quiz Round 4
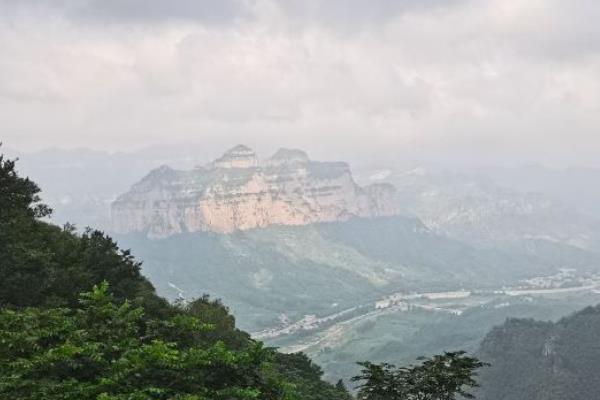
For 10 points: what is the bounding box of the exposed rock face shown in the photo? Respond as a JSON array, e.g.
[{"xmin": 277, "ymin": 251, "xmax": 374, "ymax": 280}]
[{"xmin": 111, "ymin": 146, "xmax": 397, "ymax": 238}]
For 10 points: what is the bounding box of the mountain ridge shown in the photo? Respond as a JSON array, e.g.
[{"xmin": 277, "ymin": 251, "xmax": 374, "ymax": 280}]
[{"xmin": 111, "ymin": 145, "xmax": 397, "ymax": 238}]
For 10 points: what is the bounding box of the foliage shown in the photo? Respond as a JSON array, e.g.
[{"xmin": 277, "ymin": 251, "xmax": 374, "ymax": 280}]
[
  {"xmin": 352, "ymin": 351, "xmax": 487, "ymax": 400},
  {"xmin": 0, "ymin": 151, "xmax": 169, "ymax": 314},
  {"xmin": 477, "ymin": 305, "xmax": 600, "ymax": 400},
  {"xmin": 0, "ymin": 152, "xmax": 51, "ymax": 220},
  {"xmin": 0, "ymin": 282, "xmax": 290, "ymax": 399},
  {"xmin": 176, "ymin": 295, "xmax": 251, "ymax": 350},
  {"xmin": 273, "ymin": 352, "xmax": 353, "ymax": 400}
]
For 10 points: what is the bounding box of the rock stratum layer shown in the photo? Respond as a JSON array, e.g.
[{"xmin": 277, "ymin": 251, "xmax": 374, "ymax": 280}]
[{"xmin": 111, "ymin": 145, "xmax": 397, "ymax": 238}]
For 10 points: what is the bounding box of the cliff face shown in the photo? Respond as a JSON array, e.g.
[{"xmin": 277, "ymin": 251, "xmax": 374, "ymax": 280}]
[{"xmin": 111, "ymin": 145, "xmax": 397, "ymax": 238}]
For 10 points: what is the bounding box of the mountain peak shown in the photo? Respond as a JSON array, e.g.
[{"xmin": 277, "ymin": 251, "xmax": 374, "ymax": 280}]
[
  {"xmin": 213, "ymin": 144, "xmax": 258, "ymax": 169},
  {"xmin": 268, "ymin": 148, "xmax": 310, "ymax": 166},
  {"xmin": 225, "ymin": 144, "xmax": 254, "ymax": 154}
]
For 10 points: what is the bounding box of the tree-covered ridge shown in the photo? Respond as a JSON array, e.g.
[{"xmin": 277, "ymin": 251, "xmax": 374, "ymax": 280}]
[
  {"xmin": 477, "ymin": 305, "xmax": 600, "ymax": 400},
  {"xmin": 0, "ymin": 151, "xmax": 165, "ymax": 313},
  {"xmin": 0, "ymin": 282, "xmax": 283, "ymax": 399},
  {"xmin": 0, "ymin": 152, "xmax": 352, "ymax": 400}
]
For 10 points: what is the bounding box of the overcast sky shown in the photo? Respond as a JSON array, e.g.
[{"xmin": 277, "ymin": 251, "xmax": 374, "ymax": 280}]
[{"xmin": 1, "ymin": 0, "xmax": 599, "ymax": 167}]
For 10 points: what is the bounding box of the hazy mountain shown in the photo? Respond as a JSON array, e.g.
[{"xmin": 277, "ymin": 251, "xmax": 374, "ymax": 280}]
[
  {"xmin": 112, "ymin": 145, "xmax": 396, "ymax": 238},
  {"xmin": 12, "ymin": 146, "xmax": 600, "ymax": 253},
  {"xmin": 361, "ymin": 166, "xmax": 600, "ymax": 251},
  {"xmin": 476, "ymin": 165, "xmax": 600, "ymax": 220},
  {"xmin": 477, "ymin": 304, "xmax": 600, "ymax": 400}
]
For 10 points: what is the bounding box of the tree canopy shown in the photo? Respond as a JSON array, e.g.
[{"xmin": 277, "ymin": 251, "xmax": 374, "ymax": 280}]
[
  {"xmin": 352, "ymin": 352, "xmax": 487, "ymax": 400},
  {"xmin": 0, "ymin": 282, "xmax": 288, "ymax": 400}
]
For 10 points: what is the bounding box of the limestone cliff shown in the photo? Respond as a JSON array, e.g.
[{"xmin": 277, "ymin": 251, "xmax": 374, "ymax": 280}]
[{"xmin": 111, "ymin": 145, "xmax": 397, "ymax": 238}]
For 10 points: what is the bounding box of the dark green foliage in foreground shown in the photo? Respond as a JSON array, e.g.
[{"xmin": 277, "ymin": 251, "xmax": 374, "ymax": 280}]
[
  {"xmin": 0, "ymin": 284, "xmax": 352, "ymax": 399},
  {"xmin": 477, "ymin": 305, "xmax": 600, "ymax": 400},
  {"xmin": 180, "ymin": 295, "xmax": 251, "ymax": 350},
  {"xmin": 0, "ymin": 152, "xmax": 353, "ymax": 400},
  {"xmin": 352, "ymin": 351, "xmax": 487, "ymax": 400},
  {"xmin": 0, "ymin": 152, "xmax": 168, "ymax": 315},
  {"xmin": 273, "ymin": 352, "xmax": 353, "ymax": 400},
  {"xmin": 0, "ymin": 282, "xmax": 286, "ymax": 399}
]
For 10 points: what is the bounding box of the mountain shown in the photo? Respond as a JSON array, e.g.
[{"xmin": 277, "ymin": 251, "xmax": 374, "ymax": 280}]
[
  {"xmin": 475, "ymin": 164, "xmax": 600, "ymax": 220},
  {"xmin": 111, "ymin": 145, "xmax": 396, "ymax": 238},
  {"xmin": 360, "ymin": 167, "xmax": 600, "ymax": 251},
  {"xmin": 13, "ymin": 145, "xmax": 600, "ymax": 251},
  {"xmin": 477, "ymin": 304, "xmax": 600, "ymax": 400}
]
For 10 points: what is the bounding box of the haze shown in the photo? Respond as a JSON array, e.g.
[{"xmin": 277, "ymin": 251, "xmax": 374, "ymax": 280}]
[{"xmin": 2, "ymin": 0, "xmax": 600, "ymax": 168}]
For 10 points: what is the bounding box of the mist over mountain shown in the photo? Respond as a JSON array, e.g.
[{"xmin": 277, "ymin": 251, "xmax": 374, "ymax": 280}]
[
  {"xmin": 475, "ymin": 165, "xmax": 600, "ymax": 220},
  {"xmin": 359, "ymin": 166, "xmax": 600, "ymax": 251},
  {"xmin": 112, "ymin": 145, "xmax": 396, "ymax": 238},
  {"xmin": 12, "ymin": 145, "xmax": 600, "ymax": 248}
]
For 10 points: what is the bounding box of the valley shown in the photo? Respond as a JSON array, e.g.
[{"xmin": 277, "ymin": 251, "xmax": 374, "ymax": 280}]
[
  {"xmin": 263, "ymin": 271, "xmax": 600, "ymax": 382},
  {"xmin": 255, "ymin": 276, "xmax": 600, "ymax": 343}
]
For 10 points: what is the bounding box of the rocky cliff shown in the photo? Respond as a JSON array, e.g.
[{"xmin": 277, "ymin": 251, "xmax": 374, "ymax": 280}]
[{"xmin": 111, "ymin": 145, "xmax": 397, "ymax": 238}]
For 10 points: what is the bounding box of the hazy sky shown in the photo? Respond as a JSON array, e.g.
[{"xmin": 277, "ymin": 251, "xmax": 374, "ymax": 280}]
[{"xmin": 1, "ymin": 0, "xmax": 600, "ymax": 167}]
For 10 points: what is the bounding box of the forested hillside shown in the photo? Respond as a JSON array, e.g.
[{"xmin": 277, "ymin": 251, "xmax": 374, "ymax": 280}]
[
  {"xmin": 0, "ymin": 152, "xmax": 352, "ymax": 399},
  {"xmin": 478, "ymin": 305, "xmax": 600, "ymax": 400}
]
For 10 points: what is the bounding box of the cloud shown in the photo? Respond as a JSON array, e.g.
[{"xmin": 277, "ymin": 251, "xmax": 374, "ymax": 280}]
[
  {"xmin": 0, "ymin": 0, "xmax": 245, "ymax": 26},
  {"xmin": 1, "ymin": 0, "xmax": 599, "ymax": 167}
]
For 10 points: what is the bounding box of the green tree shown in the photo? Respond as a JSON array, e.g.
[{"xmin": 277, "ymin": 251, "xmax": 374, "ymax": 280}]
[
  {"xmin": 177, "ymin": 295, "xmax": 251, "ymax": 350},
  {"xmin": 0, "ymin": 151, "xmax": 170, "ymax": 316},
  {"xmin": 272, "ymin": 352, "xmax": 353, "ymax": 400},
  {"xmin": 352, "ymin": 351, "xmax": 487, "ymax": 400},
  {"xmin": 0, "ymin": 151, "xmax": 51, "ymax": 221}
]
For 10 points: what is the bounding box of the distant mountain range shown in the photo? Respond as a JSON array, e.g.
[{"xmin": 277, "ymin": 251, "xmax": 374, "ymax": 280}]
[
  {"xmin": 11, "ymin": 145, "xmax": 600, "ymax": 252},
  {"xmin": 361, "ymin": 166, "xmax": 600, "ymax": 251}
]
